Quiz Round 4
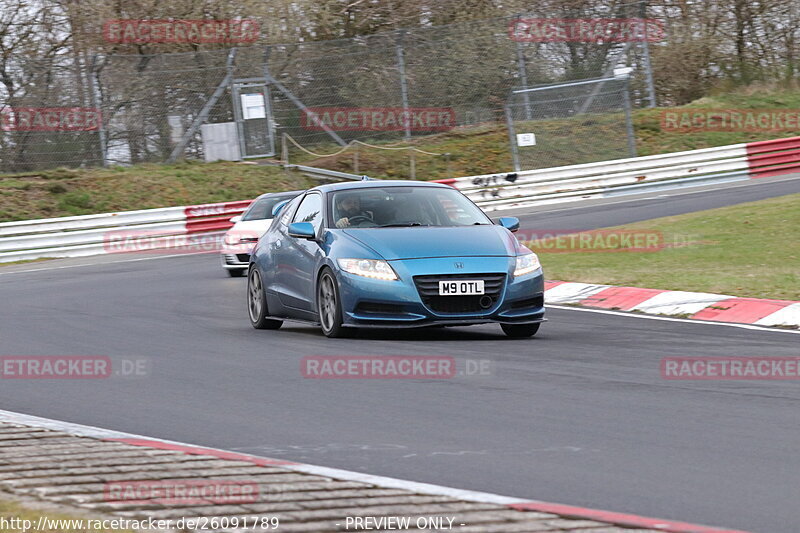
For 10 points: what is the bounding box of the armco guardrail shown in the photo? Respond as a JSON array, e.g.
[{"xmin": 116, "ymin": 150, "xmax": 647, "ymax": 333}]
[
  {"xmin": 284, "ymin": 164, "xmax": 363, "ymax": 182},
  {"xmin": 1, "ymin": 136, "xmax": 798, "ymax": 264},
  {"xmin": 0, "ymin": 200, "xmax": 252, "ymax": 263},
  {"xmin": 436, "ymin": 136, "xmax": 800, "ymax": 211}
]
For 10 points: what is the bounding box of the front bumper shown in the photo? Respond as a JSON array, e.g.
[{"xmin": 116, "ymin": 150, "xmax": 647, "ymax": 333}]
[
  {"xmin": 220, "ymin": 243, "xmax": 255, "ymax": 270},
  {"xmin": 337, "ymin": 256, "xmax": 545, "ymax": 327}
]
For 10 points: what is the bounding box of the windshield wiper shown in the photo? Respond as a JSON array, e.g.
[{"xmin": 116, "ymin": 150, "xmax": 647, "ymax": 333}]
[{"xmin": 380, "ymin": 222, "xmax": 427, "ymax": 227}]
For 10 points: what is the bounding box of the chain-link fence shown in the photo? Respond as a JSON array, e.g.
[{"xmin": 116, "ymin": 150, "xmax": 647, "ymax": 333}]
[
  {"xmin": 0, "ymin": 55, "xmax": 105, "ymax": 171},
  {"xmin": 506, "ymin": 75, "xmax": 636, "ymax": 171},
  {"xmin": 1, "ymin": 3, "xmax": 656, "ymax": 174}
]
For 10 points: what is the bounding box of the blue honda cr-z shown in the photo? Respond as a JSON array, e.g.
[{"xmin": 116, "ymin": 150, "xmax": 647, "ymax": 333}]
[{"xmin": 247, "ymin": 180, "xmax": 545, "ymax": 338}]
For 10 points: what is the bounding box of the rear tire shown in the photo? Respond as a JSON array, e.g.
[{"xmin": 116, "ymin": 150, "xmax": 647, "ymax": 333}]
[
  {"xmin": 248, "ymin": 268, "xmax": 282, "ymax": 330},
  {"xmin": 228, "ymin": 269, "xmax": 245, "ymax": 278},
  {"xmin": 317, "ymin": 268, "xmax": 352, "ymax": 338},
  {"xmin": 501, "ymin": 323, "xmax": 540, "ymax": 338}
]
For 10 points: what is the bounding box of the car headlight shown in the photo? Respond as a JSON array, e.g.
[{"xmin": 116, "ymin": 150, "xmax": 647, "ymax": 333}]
[
  {"xmin": 223, "ymin": 233, "xmax": 238, "ymax": 246},
  {"xmin": 514, "ymin": 252, "xmax": 541, "ymax": 277},
  {"xmin": 337, "ymin": 258, "xmax": 398, "ymax": 281}
]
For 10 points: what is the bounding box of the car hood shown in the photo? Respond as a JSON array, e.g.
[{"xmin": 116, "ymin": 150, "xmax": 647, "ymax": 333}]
[{"xmin": 341, "ymin": 225, "xmax": 517, "ymax": 260}]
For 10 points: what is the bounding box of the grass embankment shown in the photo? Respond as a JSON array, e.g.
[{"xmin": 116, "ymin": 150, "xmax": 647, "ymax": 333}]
[
  {"xmin": 293, "ymin": 85, "xmax": 800, "ymax": 178},
  {"xmin": 530, "ymin": 194, "xmax": 800, "ymax": 301},
  {"xmin": 0, "ymin": 162, "xmax": 312, "ymax": 222},
  {"xmin": 2, "ymin": 85, "xmax": 799, "ymax": 223}
]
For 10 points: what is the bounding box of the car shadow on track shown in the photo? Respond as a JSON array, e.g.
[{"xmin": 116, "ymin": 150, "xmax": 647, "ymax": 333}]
[{"xmin": 275, "ymin": 324, "xmax": 546, "ymax": 342}]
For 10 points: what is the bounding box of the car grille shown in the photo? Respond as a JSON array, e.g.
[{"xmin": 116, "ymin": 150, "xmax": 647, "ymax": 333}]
[
  {"xmin": 355, "ymin": 302, "xmax": 406, "ymax": 315},
  {"xmin": 413, "ymin": 273, "xmax": 506, "ymax": 314},
  {"xmin": 224, "ymin": 254, "xmax": 250, "ymax": 265}
]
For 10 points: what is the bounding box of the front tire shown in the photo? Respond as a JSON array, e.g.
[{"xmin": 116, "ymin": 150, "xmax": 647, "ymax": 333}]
[
  {"xmin": 317, "ymin": 269, "xmax": 351, "ymax": 338},
  {"xmin": 248, "ymin": 268, "xmax": 282, "ymax": 330},
  {"xmin": 501, "ymin": 323, "xmax": 540, "ymax": 338}
]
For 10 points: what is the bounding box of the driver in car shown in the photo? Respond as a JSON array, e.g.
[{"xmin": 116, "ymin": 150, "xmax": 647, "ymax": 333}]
[{"xmin": 334, "ymin": 194, "xmax": 374, "ymax": 228}]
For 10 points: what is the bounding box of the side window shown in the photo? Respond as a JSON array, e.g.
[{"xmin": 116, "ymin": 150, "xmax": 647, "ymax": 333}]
[
  {"xmin": 291, "ymin": 193, "xmax": 323, "ymax": 233},
  {"xmin": 278, "ymin": 198, "xmax": 300, "ymax": 227}
]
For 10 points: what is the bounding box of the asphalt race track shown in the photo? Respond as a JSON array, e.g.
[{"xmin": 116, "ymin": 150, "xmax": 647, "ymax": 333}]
[{"xmin": 1, "ymin": 176, "xmax": 799, "ymax": 533}]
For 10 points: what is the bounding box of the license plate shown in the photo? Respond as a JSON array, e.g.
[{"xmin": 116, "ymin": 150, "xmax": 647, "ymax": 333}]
[{"xmin": 438, "ymin": 280, "xmax": 484, "ymax": 296}]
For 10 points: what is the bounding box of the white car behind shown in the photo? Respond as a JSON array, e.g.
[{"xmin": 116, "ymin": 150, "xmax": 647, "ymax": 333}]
[{"xmin": 220, "ymin": 190, "xmax": 303, "ymax": 277}]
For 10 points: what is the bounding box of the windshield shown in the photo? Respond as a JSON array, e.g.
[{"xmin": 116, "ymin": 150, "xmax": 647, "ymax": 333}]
[
  {"xmin": 328, "ymin": 186, "xmax": 491, "ymax": 228},
  {"xmin": 241, "ymin": 194, "xmax": 298, "ymax": 221}
]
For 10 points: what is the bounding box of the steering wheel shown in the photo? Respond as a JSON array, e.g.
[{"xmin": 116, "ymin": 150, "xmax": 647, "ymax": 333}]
[{"xmin": 346, "ymin": 215, "xmax": 372, "ymax": 226}]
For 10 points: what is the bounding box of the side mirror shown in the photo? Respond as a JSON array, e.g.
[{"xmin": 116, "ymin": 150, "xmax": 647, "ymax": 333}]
[
  {"xmin": 230, "ymin": 215, "xmax": 242, "ymax": 223},
  {"xmin": 272, "ymin": 200, "xmax": 290, "ymax": 217},
  {"xmin": 288, "ymin": 222, "xmax": 316, "ymax": 239},
  {"xmin": 497, "ymin": 217, "xmax": 519, "ymax": 232}
]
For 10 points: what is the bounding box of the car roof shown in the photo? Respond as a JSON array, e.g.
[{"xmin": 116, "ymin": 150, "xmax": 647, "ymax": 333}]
[
  {"xmin": 253, "ymin": 190, "xmax": 305, "ymax": 201},
  {"xmin": 310, "ymin": 180, "xmax": 452, "ymax": 194}
]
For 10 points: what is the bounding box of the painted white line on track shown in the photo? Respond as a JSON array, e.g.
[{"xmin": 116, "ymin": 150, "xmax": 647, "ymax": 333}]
[
  {"xmin": 0, "ymin": 409, "xmax": 133, "ymax": 439},
  {"xmin": 285, "ymin": 463, "xmax": 529, "ymax": 505},
  {"xmin": 0, "ymin": 407, "xmax": 753, "ymax": 532},
  {"xmin": 0, "ymin": 409, "xmax": 529, "ymax": 506},
  {"xmin": 548, "ymin": 304, "xmax": 800, "ymax": 335},
  {"xmin": 3, "ymin": 256, "xmax": 796, "ymax": 334},
  {"xmin": 0, "ymin": 251, "xmax": 211, "ymax": 276}
]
